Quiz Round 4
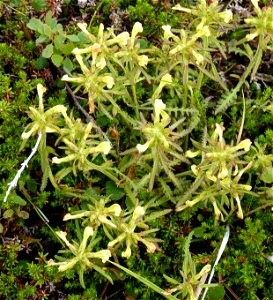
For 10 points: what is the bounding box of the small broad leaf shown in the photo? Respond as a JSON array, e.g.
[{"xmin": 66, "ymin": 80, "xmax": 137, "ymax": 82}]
[
  {"xmin": 63, "ymin": 58, "xmax": 74, "ymax": 72},
  {"xmin": 106, "ymin": 181, "xmax": 124, "ymax": 200},
  {"xmin": 42, "ymin": 24, "xmax": 52, "ymax": 38},
  {"xmin": 36, "ymin": 35, "xmax": 49, "ymax": 44},
  {"xmin": 260, "ymin": 167, "xmax": 273, "ymax": 184},
  {"xmin": 42, "ymin": 44, "xmax": 53, "ymax": 58},
  {"xmin": 52, "ymin": 54, "xmax": 64, "ymax": 67},
  {"xmin": 11, "ymin": 195, "xmax": 27, "ymax": 206},
  {"xmin": 62, "ymin": 43, "xmax": 75, "ymax": 55},
  {"xmin": 17, "ymin": 210, "xmax": 29, "ymax": 219},
  {"xmin": 3, "ymin": 209, "xmax": 14, "ymax": 219},
  {"xmin": 54, "ymin": 35, "xmax": 66, "ymax": 50},
  {"xmin": 27, "ymin": 18, "xmax": 44, "ymax": 34},
  {"xmin": 0, "ymin": 223, "xmax": 4, "ymax": 234},
  {"xmin": 56, "ymin": 23, "xmax": 64, "ymax": 33},
  {"xmin": 36, "ymin": 56, "xmax": 50, "ymax": 70}
]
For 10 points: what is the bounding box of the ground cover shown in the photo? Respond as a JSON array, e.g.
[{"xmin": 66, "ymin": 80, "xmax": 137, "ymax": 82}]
[{"xmin": 1, "ymin": 0, "xmax": 273, "ymax": 299}]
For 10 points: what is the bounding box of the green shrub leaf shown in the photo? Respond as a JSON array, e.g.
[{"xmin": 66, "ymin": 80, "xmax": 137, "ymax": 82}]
[
  {"xmin": 3, "ymin": 209, "xmax": 14, "ymax": 219},
  {"xmin": 42, "ymin": 43, "xmax": 53, "ymax": 58},
  {"xmin": 52, "ymin": 54, "xmax": 64, "ymax": 67}
]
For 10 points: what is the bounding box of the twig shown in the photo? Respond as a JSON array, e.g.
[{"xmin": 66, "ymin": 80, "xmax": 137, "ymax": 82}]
[{"xmin": 3, "ymin": 132, "xmax": 42, "ymax": 203}]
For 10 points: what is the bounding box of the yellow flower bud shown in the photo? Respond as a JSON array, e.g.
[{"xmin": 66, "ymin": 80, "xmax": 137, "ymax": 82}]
[
  {"xmin": 93, "ymin": 141, "xmax": 111, "ymax": 154},
  {"xmin": 137, "ymin": 55, "xmax": 149, "ymax": 67},
  {"xmin": 162, "ymin": 25, "xmax": 175, "ymax": 40},
  {"xmin": 219, "ymin": 10, "xmax": 233, "ymax": 23}
]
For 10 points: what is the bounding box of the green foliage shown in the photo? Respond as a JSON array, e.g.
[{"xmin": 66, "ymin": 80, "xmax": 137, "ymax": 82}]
[
  {"xmin": 4, "ymin": 0, "xmax": 273, "ymax": 298},
  {"xmin": 27, "ymin": 11, "xmax": 80, "ymax": 71}
]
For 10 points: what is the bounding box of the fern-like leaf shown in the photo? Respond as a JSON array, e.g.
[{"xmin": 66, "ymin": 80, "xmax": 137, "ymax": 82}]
[{"xmin": 215, "ymin": 88, "xmax": 238, "ymax": 115}]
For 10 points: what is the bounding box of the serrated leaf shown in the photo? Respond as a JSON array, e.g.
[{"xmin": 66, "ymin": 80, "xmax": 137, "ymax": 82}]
[
  {"xmin": 3, "ymin": 209, "xmax": 14, "ymax": 219},
  {"xmin": 27, "ymin": 18, "xmax": 44, "ymax": 34},
  {"xmin": 17, "ymin": 210, "xmax": 29, "ymax": 219},
  {"xmin": 27, "ymin": 178, "xmax": 38, "ymax": 193},
  {"xmin": 260, "ymin": 167, "xmax": 273, "ymax": 183},
  {"xmin": 144, "ymin": 209, "xmax": 172, "ymax": 223},
  {"xmin": 215, "ymin": 89, "xmax": 238, "ymax": 115},
  {"xmin": 42, "ymin": 43, "xmax": 53, "ymax": 58},
  {"xmin": 106, "ymin": 181, "xmax": 124, "ymax": 200},
  {"xmin": 63, "ymin": 57, "xmax": 74, "ymax": 72},
  {"xmin": 52, "ymin": 54, "xmax": 64, "ymax": 67}
]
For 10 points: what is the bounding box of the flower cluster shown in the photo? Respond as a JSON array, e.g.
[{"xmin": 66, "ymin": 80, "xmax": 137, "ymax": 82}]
[{"xmin": 177, "ymin": 124, "xmax": 253, "ymax": 220}]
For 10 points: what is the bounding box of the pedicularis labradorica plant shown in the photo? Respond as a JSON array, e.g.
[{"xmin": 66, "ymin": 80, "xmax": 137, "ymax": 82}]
[{"xmin": 4, "ymin": 0, "xmax": 273, "ymax": 298}]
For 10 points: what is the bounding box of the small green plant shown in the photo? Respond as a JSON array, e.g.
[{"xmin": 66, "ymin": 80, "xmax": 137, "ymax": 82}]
[
  {"xmin": 47, "ymin": 226, "xmax": 112, "ymax": 289},
  {"xmin": 163, "ymin": 231, "xmax": 212, "ymax": 300},
  {"xmin": 176, "ymin": 124, "xmax": 255, "ymax": 220},
  {"xmin": 5, "ymin": 0, "xmax": 273, "ymax": 298}
]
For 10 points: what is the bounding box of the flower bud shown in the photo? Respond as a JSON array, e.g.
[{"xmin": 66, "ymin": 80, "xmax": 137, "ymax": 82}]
[
  {"xmin": 162, "ymin": 25, "xmax": 175, "ymax": 40},
  {"xmin": 93, "ymin": 141, "xmax": 111, "ymax": 154}
]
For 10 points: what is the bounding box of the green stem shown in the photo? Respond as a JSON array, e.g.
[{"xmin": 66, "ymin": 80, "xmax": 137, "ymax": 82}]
[
  {"xmin": 109, "ymin": 260, "xmax": 178, "ymax": 300},
  {"xmin": 244, "ymin": 201, "xmax": 273, "ymax": 217},
  {"xmin": 89, "ymin": 0, "xmax": 105, "ymax": 27},
  {"xmin": 131, "ymin": 82, "xmax": 140, "ymax": 119},
  {"xmin": 196, "ymin": 37, "xmax": 208, "ymax": 91}
]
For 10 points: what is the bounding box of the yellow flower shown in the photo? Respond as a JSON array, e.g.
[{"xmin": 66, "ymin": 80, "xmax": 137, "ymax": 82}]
[
  {"xmin": 234, "ymin": 139, "xmax": 252, "ymax": 152},
  {"xmin": 77, "ymin": 22, "xmax": 92, "ymax": 36},
  {"xmin": 131, "ymin": 22, "xmax": 143, "ymax": 45},
  {"xmin": 95, "ymin": 57, "xmax": 106, "ymax": 70},
  {"xmin": 191, "ymin": 164, "xmax": 199, "ymax": 176},
  {"xmin": 106, "ymin": 204, "xmax": 122, "ymax": 216},
  {"xmin": 186, "ymin": 150, "xmax": 201, "ymax": 158},
  {"xmin": 121, "ymin": 241, "xmax": 132, "ymax": 258},
  {"xmin": 37, "ymin": 83, "xmax": 46, "ymax": 106},
  {"xmin": 162, "ymin": 25, "xmax": 175, "ymax": 40},
  {"xmin": 56, "ymin": 230, "xmax": 77, "ymax": 253},
  {"xmin": 212, "ymin": 201, "xmax": 224, "ymax": 221},
  {"xmin": 115, "ymin": 32, "xmax": 130, "ymax": 46},
  {"xmin": 89, "ymin": 249, "xmax": 111, "ymax": 263},
  {"xmin": 136, "ymin": 139, "xmax": 153, "ymax": 153},
  {"xmin": 132, "ymin": 206, "xmax": 145, "ymax": 221},
  {"xmin": 192, "ymin": 50, "xmax": 204, "ymax": 65},
  {"xmin": 137, "ymin": 55, "xmax": 149, "ymax": 67},
  {"xmin": 235, "ymin": 195, "xmax": 244, "ymax": 219},
  {"xmin": 93, "ymin": 141, "xmax": 112, "ymax": 154},
  {"xmin": 172, "ymin": 4, "xmax": 192, "ymax": 13},
  {"xmin": 219, "ymin": 10, "xmax": 233, "ymax": 23},
  {"xmin": 99, "ymin": 76, "xmax": 114, "ymax": 89},
  {"xmin": 154, "ymin": 99, "xmax": 166, "ymax": 122}
]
